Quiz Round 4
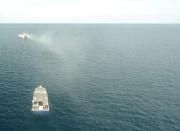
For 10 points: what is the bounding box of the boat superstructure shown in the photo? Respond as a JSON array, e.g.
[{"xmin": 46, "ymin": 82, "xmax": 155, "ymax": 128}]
[
  {"xmin": 18, "ymin": 32, "xmax": 30, "ymax": 39},
  {"xmin": 32, "ymin": 85, "xmax": 49, "ymax": 112}
]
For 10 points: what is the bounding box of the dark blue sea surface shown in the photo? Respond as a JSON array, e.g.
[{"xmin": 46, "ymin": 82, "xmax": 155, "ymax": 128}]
[{"xmin": 0, "ymin": 24, "xmax": 180, "ymax": 131}]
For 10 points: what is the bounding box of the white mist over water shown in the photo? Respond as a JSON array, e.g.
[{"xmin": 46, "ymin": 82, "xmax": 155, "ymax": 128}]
[
  {"xmin": 29, "ymin": 32, "xmax": 63, "ymax": 55},
  {"xmin": 28, "ymin": 31, "xmax": 90, "ymax": 104},
  {"xmin": 29, "ymin": 31, "xmax": 86, "ymax": 58},
  {"xmin": 28, "ymin": 31, "xmax": 88, "ymax": 78}
]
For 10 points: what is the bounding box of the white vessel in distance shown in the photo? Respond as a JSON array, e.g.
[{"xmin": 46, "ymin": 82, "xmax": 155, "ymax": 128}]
[
  {"xmin": 32, "ymin": 85, "xmax": 49, "ymax": 112},
  {"xmin": 18, "ymin": 32, "xmax": 30, "ymax": 39}
]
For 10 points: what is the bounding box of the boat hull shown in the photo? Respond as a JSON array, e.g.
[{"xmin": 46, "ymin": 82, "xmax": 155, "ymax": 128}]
[{"xmin": 32, "ymin": 110, "xmax": 49, "ymax": 115}]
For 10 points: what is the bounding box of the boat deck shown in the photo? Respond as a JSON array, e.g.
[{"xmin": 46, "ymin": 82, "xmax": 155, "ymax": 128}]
[{"xmin": 32, "ymin": 85, "xmax": 49, "ymax": 112}]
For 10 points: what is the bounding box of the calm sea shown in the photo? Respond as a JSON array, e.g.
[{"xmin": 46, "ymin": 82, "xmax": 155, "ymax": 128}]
[{"xmin": 0, "ymin": 24, "xmax": 180, "ymax": 131}]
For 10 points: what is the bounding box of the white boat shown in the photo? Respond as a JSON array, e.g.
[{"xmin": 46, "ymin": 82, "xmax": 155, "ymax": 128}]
[
  {"xmin": 18, "ymin": 32, "xmax": 30, "ymax": 39},
  {"xmin": 32, "ymin": 85, "xmax": 49, "ymax": 113}
]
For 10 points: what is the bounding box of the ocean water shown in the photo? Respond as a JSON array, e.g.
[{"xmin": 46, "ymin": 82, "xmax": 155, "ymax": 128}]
[{"xmin": 0, "ymin": 24, "xmax": 180, "ymax": 131}]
